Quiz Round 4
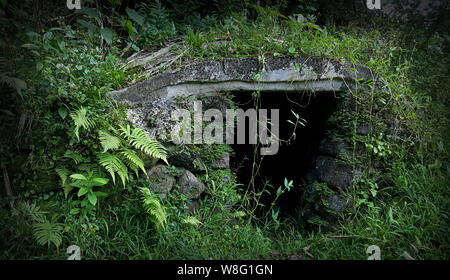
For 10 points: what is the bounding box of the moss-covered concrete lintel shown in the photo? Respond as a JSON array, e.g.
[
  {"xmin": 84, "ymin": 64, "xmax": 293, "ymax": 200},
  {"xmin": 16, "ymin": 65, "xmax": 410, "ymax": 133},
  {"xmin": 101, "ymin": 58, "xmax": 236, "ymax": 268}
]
[{"xmin": 110, "ymin": 56, "xmax": 375, "ymax": 105}]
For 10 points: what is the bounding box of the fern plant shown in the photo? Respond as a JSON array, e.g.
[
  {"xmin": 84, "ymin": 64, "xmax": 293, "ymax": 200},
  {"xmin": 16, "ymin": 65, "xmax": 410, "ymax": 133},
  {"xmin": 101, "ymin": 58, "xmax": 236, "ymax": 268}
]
[
  {"xmin": 183, "ymin": 216, "xmax": 202, "ymax": 227},
  {"xmin": 0, "ymin": 56, "xmax": 27, "ymax": 97},
  {"xmin": 119, "ymin": 124, "xmax": 167, "ymax": 163},
  {"xmin": 98, "ymin": 130, "xmax": 121, "ymax": 152},
  {"xmin": 137, "ymin": 1, "xmax": 177, "ymax": 46},
  {"xmin": 32, "ymin": 218, "xmax": 63, "ymax": 248},
  {"xmin": 55, "ymin": 167, "xmax": 72, "ymax": 198},
  {"xmin": 70, "ymin": 107, "xmax": 96, "ymax": 141},
  {"xmin": 12, "ymin": 201, "xmax": 47, "ymax": 222},
  {"xmin": 68, "ymin": 105, "xmax": 167, "ymax": 188},
  {"xmin": 63, "ymin": 150, "xmax": 86, "ymax": 165},
  {"xmin": 97, "ymin": 125, "xmax": 167, "ymax": 186},
  {"xmin": 139, "ymin": 187, "xmax": 167, "ymax": 231},
  {"xmin": 98, "ymin": 152, "xmax": 130, "ymax": 186},
  {"xmin": 18, "ymin": 196, "xmax": 63, "ymax": 250}
]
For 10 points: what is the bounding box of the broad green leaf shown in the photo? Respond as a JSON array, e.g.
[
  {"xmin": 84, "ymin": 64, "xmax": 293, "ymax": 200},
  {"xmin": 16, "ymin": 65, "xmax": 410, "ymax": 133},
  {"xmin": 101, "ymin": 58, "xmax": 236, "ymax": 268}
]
[
  {"xmin": 91, "ymin": 177, "xmax": 108, "ymax": 186},
  {"xmin": 94, "ymin": 191, "xmax": 108, "ymax": 197},
  {"xmin": 70, "ymin": 181, "xmax": 83, "ymax": 188},
  {"xmin": 370, "ymin": 189, "xmax": 377, "ymax": 197},
  {"xmin": 43, "ymin": 31, "xmax": 53, "ymax": 41},
  {"xmin": 75, "ymin": 7, "xmax": 99, "ymax": 18},
  {"xmin": 126, "ymin": 7, "xmax": 144, "ymax": 26},
  {"xmin": 87, "ymin": 193, "xmax": 97, "ymax": 205},
  {"xmin": 81, "ymin": 199, "xmax": 88, "ymax": 207},
  {"xmin": 49, "ymin": 38, "xmax": 63, "ymax": 52},
  {"xmin": 77, "ymin": 19, "xmax": 98, "ymax": 33},
  {"xmin": 70, "ymin": 173, "xmax": 87, "ymax": 181},
  {"xmin": 58, "ymin": 107, "xmax": 67, "ymax": 119},
  {"xmin": 100, "ymin": 28, "xmax": 113, "ymax": 45},
  {"xmin": 122, "ymin": 19, "xmax": 134, "ymax": 35},
  {"xmin": 276, "ymin": 187, "xmax": 282, "ymax": 197},
  {"xmin": 77, "ymin": 187, "xmax": 89, "ymax": 197}
]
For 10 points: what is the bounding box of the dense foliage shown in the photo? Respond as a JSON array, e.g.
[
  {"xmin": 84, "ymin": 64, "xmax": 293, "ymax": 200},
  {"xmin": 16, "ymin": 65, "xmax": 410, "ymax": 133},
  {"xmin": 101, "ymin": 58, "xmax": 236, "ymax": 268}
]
[{"xmin": 0, "ymin": 0, "xmax": 448, "ymax": 260}]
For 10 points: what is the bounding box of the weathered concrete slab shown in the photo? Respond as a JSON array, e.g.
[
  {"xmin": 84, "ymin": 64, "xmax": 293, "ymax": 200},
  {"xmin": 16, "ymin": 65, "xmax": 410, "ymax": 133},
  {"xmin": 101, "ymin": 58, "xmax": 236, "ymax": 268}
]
[
  {"xmin": 110, "ymin": 56, "xmax": 374, "ymax": 106},
  {"xmin": 109, "ymin": 55, "xmax": 375, "ymax": 142}
]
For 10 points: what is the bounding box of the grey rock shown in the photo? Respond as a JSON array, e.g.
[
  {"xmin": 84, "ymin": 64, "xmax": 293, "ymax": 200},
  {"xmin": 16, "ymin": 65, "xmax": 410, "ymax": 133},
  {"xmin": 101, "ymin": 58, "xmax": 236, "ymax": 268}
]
[
  {"xmin": 307, "ymin": 154, "xmax": 317, "ymax": 168},
  {"xmin": 318, "ymin": 137, "xmax": 350, "ymax": 157},
  {"xmin": 380, "ymin": 0, "xmax": 447, "ymax": 25},
  {"xmin": 305, "ymin": 169, "xmax": 318, "ymax": 184},
  {"xmin": 315, "ymin": 156, "xmax": 361, "ymax": 190},
  {"xmin": 147, "ymin": 165, "xmax": 176, "ymax": 199},
  {"xmin": 186, "ymin": 200, "xmax": 200, "ymax": 214},
  {"xmin": 211, "ymin": 153, "xmax": 230, "ymax": 169},
  {"xmin": 356, "ymin": 124, "xmax": 371, "ymax": 135},
  {"xmin": 177, "ymin": 170, "xmax": 206, "ymax": 199},
  {"xmin": 328, "ymin": 195, "xmax": 352, "ymax": 213},
  {"xmin": 168, "ymin": 152, "xmax": 204, "ymax": 172}
]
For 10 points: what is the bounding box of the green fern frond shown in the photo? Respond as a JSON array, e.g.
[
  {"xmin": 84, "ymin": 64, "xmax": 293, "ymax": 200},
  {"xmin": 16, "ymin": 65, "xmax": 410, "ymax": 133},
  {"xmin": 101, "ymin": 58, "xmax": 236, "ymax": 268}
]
[
  {"xmin": 116, "ymin": 165, "xmax": 129, "ymax": 186},
  {"xmin": 119, "ymin": 124, "xmax": 132, "ymax": 139},
  {"xmin": 70, "ymin": 107, "xmax": 96, "ymax": 140},
  {"xmin": 119, "ymin": 125, "xmax": 167, "ymax": 163},
  {"xmin": 32, "ymin": 220, "xmax": 63, "ymax": 248},
  {"xmin": 55, "ymin": 167, "xmax": 69, "ymax": 185},
  {"xmin": 63, "ymin": 150, "xmax": 85, "ymax": 164},
  {"xmin": 120, "ymin": 148, "xmax": 146, "ymax": 176},
  {"xmin": 14, "ymin": 201, "xmax": 47, "ymax": 222},
  {"xmin": 0, "ymin": 74, "xmax": 27, "ymax": 97},
  {"xmin": 183, "ymin": 216, "xmax": 202, "ymax": 227},
  {"xmin": 0, "ymin": 56, "xmax": 6, "ymax": 70},
  {"xmin": 98, "ymin": 152, "xmax": 128, "ymax": 186},
  {"xmin": 130, "ymin": 127, "xmax": 167, "ymax": 163},
  {"xmin": 139, "ymin": 187, "xmax": 166, "ymax": 231},
  {"xmin": 0, "ymin": 56, "xmax": 26, "ymax": 96},
  {"xmin": 98, "ymin": 130, "xmax": 121, "ymax": 152},
  {"xmin": 55, "ymin": 167, "xmax": 74, "ymax": 198}
]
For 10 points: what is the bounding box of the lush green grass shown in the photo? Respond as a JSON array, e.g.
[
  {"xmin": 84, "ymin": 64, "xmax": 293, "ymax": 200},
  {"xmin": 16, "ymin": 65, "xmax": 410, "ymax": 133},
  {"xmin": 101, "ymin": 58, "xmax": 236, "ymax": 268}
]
[{"xmin": 1, "ymin": 159, "xmax": 447, "ymax": 260}]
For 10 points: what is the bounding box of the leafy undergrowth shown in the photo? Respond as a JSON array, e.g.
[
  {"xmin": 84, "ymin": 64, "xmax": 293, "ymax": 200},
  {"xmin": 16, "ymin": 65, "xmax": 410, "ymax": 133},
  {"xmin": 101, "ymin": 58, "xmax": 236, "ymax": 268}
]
[{"xmin": 0, "ymin": 2, "xmax": 449, "ymax": 260}]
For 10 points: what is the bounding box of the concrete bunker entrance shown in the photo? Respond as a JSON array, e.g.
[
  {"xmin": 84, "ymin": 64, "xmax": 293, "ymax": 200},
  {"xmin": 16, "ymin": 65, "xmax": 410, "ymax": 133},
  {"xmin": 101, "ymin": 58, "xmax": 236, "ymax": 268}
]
[
  {"xmin": 229, "ymin": 91, "xmax": 341, "ymax": 215},
  {"xmin": 110, "ymin": 55, "xmax": 372, "ymax": 219}
]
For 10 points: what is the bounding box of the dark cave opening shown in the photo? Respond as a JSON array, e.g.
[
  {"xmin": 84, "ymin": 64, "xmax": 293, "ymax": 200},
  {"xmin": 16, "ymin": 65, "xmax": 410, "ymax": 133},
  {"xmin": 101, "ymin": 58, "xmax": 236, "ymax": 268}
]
[{"xmin": 229, "ymin": 90, "xmax": 341, "ymax": 216}]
